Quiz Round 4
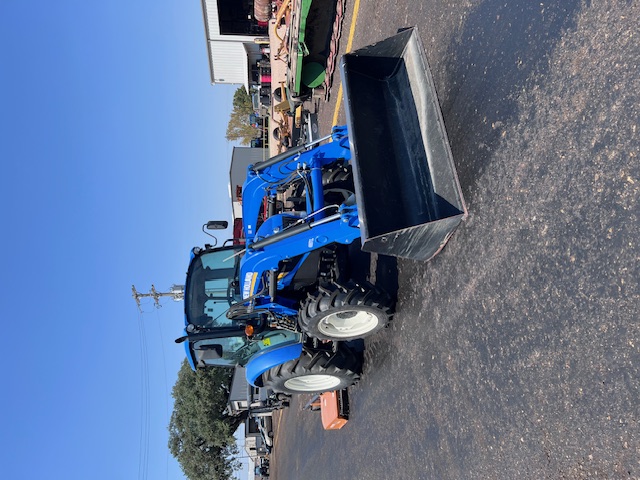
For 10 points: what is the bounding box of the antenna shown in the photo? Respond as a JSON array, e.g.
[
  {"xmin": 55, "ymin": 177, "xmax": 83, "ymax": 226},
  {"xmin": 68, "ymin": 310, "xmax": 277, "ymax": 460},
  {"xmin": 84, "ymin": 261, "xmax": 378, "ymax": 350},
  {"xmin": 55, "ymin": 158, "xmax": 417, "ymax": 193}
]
[{"xmin": 132, "ymin": 284, "xmax": 184, "ymax": 311}]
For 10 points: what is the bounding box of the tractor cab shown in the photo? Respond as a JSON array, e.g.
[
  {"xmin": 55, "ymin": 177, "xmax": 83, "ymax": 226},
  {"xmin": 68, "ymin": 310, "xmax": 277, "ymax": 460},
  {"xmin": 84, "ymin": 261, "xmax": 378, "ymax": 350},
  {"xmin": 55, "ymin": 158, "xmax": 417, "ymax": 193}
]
[
  {"xmin": 180, "ymin": 244, "xmax": 303, "ymax": 376},
  {"xmin": 182, "ymin": 245, "xmax": 252, "ymax": 369},
  {"xmin": 184, "ymin": 245, "xmax": 243, "ymax": 329}
]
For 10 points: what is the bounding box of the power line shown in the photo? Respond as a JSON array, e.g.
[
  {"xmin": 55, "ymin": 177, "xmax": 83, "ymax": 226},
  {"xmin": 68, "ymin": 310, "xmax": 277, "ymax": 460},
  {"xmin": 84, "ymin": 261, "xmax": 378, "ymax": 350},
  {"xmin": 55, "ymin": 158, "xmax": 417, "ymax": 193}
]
[
  {"xmin": 155, "ymin": 308, "xmax": 171, "ymax": 480},
  {"xmin": 132, "ymin": 284, "xmax": 184, "ymax": 479},
  {"xmin": 137, "ymin": 310, "xmax": 150, "ymax": 480}
]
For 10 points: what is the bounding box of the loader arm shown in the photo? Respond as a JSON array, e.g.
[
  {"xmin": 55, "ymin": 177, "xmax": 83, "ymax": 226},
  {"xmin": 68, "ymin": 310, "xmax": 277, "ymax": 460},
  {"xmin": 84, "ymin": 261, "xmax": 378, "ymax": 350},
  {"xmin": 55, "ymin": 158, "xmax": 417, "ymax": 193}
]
[{"xmin": 241, "ymin": 127, "xmax": 351, "ymax": 243}]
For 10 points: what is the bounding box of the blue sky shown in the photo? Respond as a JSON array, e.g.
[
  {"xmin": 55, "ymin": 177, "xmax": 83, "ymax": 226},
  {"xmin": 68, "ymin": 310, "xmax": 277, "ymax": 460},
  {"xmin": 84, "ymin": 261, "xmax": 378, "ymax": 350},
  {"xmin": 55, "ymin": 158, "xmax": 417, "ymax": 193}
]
[{"xmin": 0, "ymin": 1, "xmax": 247, "ymax": 478}]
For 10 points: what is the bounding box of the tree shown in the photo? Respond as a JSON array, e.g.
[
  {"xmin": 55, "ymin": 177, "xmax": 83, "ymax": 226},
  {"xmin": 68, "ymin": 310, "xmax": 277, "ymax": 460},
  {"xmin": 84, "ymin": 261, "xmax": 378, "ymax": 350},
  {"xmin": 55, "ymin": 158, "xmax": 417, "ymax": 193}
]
[
  {"xmin": 168, "ymin": 360, "xmax": 245, "ymax": 480},
  {"xmin": 232, "ymin": 86, "xmax": 253, "ymax": 114},
  {"xmin": 225, "ymin": 86, "xmax": 260, "ymax": 145}
]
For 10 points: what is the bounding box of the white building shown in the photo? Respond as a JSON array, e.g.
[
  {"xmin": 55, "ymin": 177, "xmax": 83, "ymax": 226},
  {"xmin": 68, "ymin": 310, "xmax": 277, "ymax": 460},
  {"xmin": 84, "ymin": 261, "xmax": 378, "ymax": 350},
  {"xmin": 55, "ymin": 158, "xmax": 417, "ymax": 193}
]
[{"xmin": 200, "ymin": 0, "xmax": 269, "ymax": 90}]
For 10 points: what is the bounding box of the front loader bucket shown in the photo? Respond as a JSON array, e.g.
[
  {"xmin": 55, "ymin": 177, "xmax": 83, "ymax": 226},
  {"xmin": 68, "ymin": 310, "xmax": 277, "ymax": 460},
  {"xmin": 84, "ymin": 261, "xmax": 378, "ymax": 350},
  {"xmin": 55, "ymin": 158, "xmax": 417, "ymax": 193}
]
[{"xmin": 340, "ymin": 28, "xmax": 467, "ymax": 261}]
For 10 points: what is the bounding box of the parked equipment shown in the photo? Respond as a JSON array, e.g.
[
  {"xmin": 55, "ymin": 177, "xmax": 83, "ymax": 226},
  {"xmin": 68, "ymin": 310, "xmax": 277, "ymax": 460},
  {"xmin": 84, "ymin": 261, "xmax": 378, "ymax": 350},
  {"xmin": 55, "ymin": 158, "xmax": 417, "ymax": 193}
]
[
  {"xmin": 176, "ymin": 29, "xmax": 466, "ymax": 396},
  {"xmin": 255, "ymin": 457, "xmax": 270, "ymax": 478},
  {"xmin": 303, "ymin": 389, "xmax": 349, "ymax": 430}
]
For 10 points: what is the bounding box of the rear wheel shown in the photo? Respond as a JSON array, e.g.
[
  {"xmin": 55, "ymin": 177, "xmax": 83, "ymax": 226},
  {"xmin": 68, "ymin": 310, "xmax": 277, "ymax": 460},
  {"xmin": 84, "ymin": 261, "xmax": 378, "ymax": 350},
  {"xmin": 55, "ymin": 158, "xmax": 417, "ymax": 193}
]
[
  {"xmin": 300, "ymin": 283, "xmax": 392, "ymax": 341},
  {"xmin": 262, "ymin": 347, "xmax": 361, "ymax": 394}
]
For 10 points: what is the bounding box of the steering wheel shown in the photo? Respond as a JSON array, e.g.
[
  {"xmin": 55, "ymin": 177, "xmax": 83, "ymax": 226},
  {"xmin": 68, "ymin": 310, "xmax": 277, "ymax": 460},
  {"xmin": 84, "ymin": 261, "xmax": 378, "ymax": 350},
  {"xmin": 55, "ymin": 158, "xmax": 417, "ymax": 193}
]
[{"xmin": 227, "ymin": 280, "xmax": 239, "ymax": 306}]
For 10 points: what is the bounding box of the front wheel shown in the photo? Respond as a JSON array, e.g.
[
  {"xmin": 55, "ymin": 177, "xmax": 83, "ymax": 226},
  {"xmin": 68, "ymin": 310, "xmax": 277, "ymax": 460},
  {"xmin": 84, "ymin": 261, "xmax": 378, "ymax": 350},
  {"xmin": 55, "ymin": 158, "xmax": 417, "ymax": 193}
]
[
  {"xmin": 262, "ymin": 347, "xmax": 361, "ymax": 394},
  {"xmin": 299, "ymin": 283, "xmax": 393, "ymax": 341}
]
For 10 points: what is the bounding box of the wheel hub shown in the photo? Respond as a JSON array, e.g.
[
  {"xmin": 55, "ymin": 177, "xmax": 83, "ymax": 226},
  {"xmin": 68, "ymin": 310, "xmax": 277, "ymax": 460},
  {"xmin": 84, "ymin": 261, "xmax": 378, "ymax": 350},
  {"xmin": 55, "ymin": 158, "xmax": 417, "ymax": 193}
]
[
  {"xmin": 284, "ymin": 374, "xmax": 342, "ymax": 392},
  {"xmin": 318, "ymin": 309, "xmax": 380, "ymax": 338}
]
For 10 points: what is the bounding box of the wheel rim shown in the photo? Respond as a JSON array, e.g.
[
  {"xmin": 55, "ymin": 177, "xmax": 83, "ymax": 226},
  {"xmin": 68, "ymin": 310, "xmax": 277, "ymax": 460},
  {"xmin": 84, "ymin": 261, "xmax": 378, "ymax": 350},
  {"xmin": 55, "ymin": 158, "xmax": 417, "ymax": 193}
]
[
  {"xmin": 318, "ymin": 309, "xmax": 380, "ymax": 338},
  {"xmin": 284, "ymin": 374, "xmax": 342, "ymax": 392}
]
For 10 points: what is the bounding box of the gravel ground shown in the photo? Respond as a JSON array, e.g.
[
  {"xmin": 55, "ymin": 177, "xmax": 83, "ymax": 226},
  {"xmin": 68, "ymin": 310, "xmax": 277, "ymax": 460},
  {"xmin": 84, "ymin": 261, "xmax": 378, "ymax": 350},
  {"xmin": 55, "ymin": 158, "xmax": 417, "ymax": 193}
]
[{"xmin": 271, "ymin": 1, "xmax": 639, "ymax": 478}]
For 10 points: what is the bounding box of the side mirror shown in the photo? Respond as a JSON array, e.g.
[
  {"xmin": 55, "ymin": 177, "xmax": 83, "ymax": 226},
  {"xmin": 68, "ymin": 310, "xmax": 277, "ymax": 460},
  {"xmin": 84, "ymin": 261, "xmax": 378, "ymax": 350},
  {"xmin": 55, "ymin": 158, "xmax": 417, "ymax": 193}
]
[
  {"xmin": 202, "ymin": 221, "xmax": 229, "ymax": 247},
  {"xmin": 206, "ymin": 220, "xmax": 228, "ymax": 230}
]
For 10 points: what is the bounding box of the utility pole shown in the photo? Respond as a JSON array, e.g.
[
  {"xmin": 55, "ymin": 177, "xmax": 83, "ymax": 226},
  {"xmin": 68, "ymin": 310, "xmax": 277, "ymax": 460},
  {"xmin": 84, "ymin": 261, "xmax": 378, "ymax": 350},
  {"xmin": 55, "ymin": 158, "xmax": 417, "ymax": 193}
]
[{"xmin": 131, "ymin": 284, "xmax": 184, "ymax": 311}]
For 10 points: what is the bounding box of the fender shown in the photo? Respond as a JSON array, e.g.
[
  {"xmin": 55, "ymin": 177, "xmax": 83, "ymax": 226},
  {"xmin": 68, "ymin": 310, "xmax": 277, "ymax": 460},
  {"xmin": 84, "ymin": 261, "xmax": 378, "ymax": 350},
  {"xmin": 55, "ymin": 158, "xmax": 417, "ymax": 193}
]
[{"xmin": 245, "ymin": 341, "xmax": 303, "ymax": 386}]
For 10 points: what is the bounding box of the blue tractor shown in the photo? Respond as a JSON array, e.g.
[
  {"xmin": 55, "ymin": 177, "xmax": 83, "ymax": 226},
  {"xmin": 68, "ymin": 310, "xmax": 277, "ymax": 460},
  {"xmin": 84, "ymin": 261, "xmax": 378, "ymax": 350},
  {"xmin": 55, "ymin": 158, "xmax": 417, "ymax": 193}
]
[{"xmin": 175, "ymin": 29, "xmax": 467, "ymax": 395}]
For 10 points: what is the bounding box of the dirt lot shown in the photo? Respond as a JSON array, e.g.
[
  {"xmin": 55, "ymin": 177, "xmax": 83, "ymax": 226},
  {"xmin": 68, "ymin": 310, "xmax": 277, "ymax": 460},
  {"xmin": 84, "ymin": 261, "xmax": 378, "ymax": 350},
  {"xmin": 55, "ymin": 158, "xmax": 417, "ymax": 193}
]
[{"xmin": 271, "ymin": 1, "xmax": 639, "ymax": 478}]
